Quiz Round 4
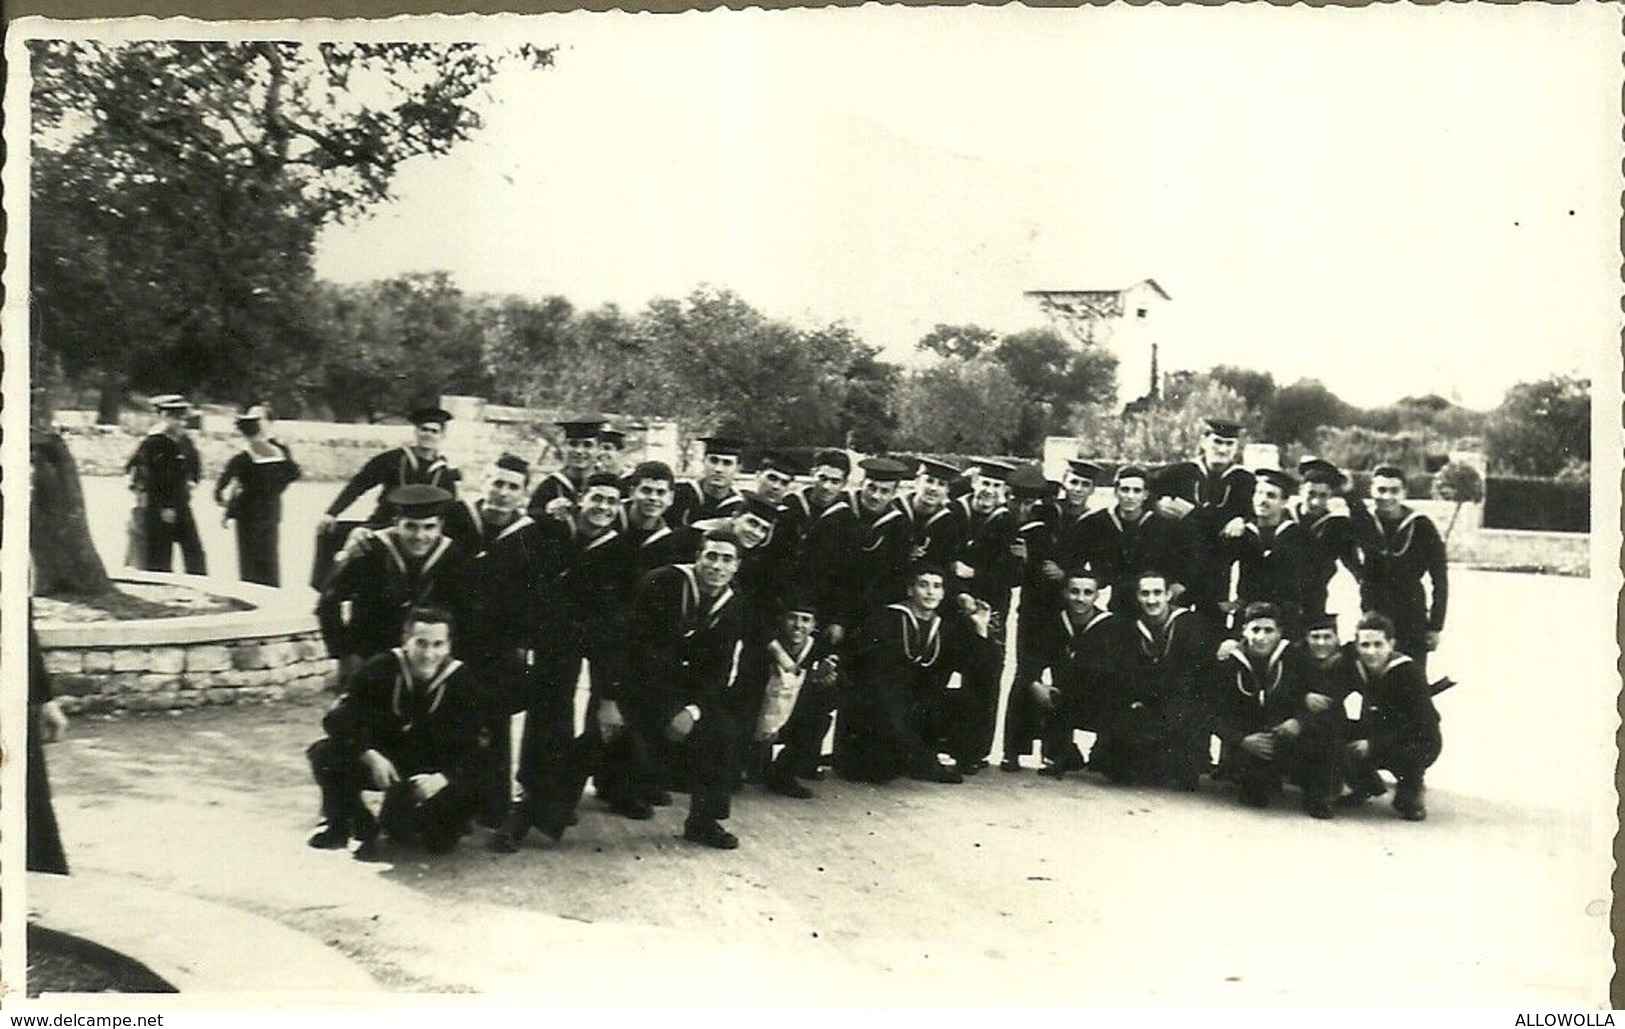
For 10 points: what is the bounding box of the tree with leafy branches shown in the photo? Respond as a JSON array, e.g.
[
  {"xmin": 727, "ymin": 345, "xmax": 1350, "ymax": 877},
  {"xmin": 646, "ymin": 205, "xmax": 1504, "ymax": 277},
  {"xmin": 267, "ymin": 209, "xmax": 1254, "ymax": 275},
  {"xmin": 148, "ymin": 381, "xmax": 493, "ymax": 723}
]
[
  {"xmin": 28, "ymin": 37, "xmax": 551, "ymax": 594},
  {"xmin": 30, "ymin": 38, "xmax": 554, "ymax": 418}
]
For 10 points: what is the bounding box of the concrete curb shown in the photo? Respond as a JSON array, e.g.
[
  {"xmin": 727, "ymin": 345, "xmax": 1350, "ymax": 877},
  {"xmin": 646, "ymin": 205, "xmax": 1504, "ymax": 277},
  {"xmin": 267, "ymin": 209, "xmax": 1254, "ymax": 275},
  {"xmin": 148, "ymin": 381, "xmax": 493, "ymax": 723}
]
[
  {"xmin": 37, "ymin": 569, "xmax": 319, "ymax": 648},
  {"xmin": 26, "ymin": 870, "xmax": 381, "ymax": 996}
]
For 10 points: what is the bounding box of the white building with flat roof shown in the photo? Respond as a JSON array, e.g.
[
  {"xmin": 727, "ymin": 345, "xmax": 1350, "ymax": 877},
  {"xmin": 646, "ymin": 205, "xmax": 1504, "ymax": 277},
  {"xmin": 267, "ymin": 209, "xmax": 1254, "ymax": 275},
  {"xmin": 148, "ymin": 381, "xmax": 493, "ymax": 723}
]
[{"xmin": 1025, "ymin": 277, "xmax": 1170, "ymax": 411}]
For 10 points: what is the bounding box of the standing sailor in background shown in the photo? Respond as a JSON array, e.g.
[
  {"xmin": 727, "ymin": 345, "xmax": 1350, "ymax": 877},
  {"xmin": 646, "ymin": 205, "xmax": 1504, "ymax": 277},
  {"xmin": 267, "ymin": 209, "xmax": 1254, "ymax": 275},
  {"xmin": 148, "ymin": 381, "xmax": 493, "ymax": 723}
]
[
  {"xmin": 528, "ymin": 416, "xmax": 605, "ymax": 523},
  {"xmin": 1291, "ymin": 459, "xmax": 1363, "ymax": 621},
  {"xmin": 947, "ymin": 460, "xmax": 1018, "ymax": 774},
  {"xmin": 1151, "ymin": 419, "xmax": 1255, "ymax": 630},
  {"xmin": 595, "ymin": 424, "xmax": 628, "ymax": 476},
  {"xmin": 999, "ymin": 463, "xmax": 1065, "ymax": 772},
  {"xmin": 1349, "ymin": 464, "xmax": 1449, "ymax": 679},
  {"xmin": 215, "ymin": 405, "xmax": 301, "ymax": 586},
  {"xmin": 314, "ymin": 406, "xmax": 459, "ymax": 587},
  {"xmin": 787, "ymin": 449, "xmax": 858, "ymax": 649},
  {"xmin": 127, "ymin": 394, "xmax": 207, "ymax": 574},
  {"xmin": 669, "ymin": 436, "xmax": 747, "ymax": 528},
  {"xmin": 1051, "ymin": 458, "xmax": 1103, "ymax": 573},
  {"xmin": 849, "ymin": 456, "xmax": 914, "ymax": 626}
]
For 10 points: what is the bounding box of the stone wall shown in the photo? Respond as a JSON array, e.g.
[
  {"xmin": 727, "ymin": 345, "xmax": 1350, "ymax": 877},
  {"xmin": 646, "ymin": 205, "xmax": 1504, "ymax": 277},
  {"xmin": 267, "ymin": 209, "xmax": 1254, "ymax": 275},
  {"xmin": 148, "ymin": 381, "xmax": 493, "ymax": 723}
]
[
  {"xmin": 54, "ymin": 396, "xmax": 686, "ymax": 482},
  {"xmin": 42, "ymin": 630, "xmax": 337, "ymax": 715},
  {"xmin": 35, "ymin": 571, "xmax": 339, "ymax": 715},
  {"xmin": 1417, "ymin": 500, "xmax": 1589, "ymax": 575}
]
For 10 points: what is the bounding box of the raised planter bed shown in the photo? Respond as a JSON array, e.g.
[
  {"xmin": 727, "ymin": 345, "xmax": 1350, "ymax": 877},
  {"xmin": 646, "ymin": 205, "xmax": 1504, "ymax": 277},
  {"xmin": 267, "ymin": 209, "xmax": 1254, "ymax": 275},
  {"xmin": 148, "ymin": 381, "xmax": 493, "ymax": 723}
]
[{"xmin": 35, "ymin": 570, "xmax": 337, "ymax": 714}]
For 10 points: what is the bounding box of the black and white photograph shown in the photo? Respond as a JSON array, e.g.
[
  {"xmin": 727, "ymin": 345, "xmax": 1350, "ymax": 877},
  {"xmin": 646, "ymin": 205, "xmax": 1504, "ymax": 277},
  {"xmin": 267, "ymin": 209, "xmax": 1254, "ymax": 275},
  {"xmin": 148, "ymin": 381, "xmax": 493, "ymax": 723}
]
[{"xmin": 3, "ymin": 4, "xmax": 1620, "ymax": 1010}]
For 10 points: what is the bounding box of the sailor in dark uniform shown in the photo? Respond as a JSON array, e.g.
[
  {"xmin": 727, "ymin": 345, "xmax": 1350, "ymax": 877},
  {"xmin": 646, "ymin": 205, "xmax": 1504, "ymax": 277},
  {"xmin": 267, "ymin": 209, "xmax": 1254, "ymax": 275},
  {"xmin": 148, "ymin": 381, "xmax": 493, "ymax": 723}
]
[
  {"xmin": 1340, "ymin": 611, "xmax": 1442, "ymax": 821},
  {"xmin": 214, "ymin": 405, "xmax": 300, "ymax": 586},
  {"xmin": 128, "ymin": 394, "xmax": 207, "ymax": 574},
  {"xmin": 1207, "ymin": 602, "xmax": 1341, "ymax": 817},
  {"xmin": 320, "ymin": 406, "xmax": 459, "ymax": 530},
  {"xmin": 897, "ymin": 456, "xmax": 967, "ymax": 572},
  {"xmin": 1220, "ymin": 467, "xmax": 1315, "ymax": 633},
  {"xmin": 527, "ymin": 416, "xmax": 605, "ymax": 523},
  {"xmin": 515, "ymin": 471, "xmax": 635, "ymax": 835},
  {"xmin": 1051, "ymin": 458, "xmax": 1103, "ymax": 572},
  {"xmin": 849, "ymin": 456, "xmax": 915, "ymax": 628},
  {"xmin": 314, "ymin": 406, "xmax": 459, "ymax": 587},
  {"xmin": 785, "ymin": 449, "xmax": 857, "ymax": 647},
  {"xmin": 734, "ymin": 590, "xmax": 842, "ymax": 799},
  {"xmin": 604, "ymin": 529, "xmax": 752, "ymax": 849},
  {"xmin": 1291, "ymin": 459, "xmax": 1363, "ymax": 620},
  {"xmin": 1076, "ymin": 465, "xmax": 1193, "ymax": 619},
  {"xmin": 835, "ymin": 562, "xmax": 1000, "ymax": 786},
  {"xmin": 1151, "ymin": 418, "xmax": 1255, "ymax": 629},
  {"xmin": 315, "ymin": 484, "xmax": 471, "ymax": 685},
  {"xmin": 677, "ymin": 491, "xmax": 785, "ymax": 654},
  {"xmin": 999, "ymin": 464, "xmax": 1066, "ymax": 771},
  {"xmin": 746, "ymin": 451, "xmax": 807, "ymax": 611},
  {"xmin": 1349, "ymin": 464, "xmax": 1449, "ymax": 679},
  {"xmin": 884, "ymin": 454, "xmax": 970, "ymax": 766},
  {"xmin": 1019, "ymin": 565, "xmax": 1131, "ymax": 779},
  {"xmin": 595, "ymin": 424, "xmax": 628, "ymax": 476},
  {"xmin": 1115, "ymin": 570, "xmax": 1214, "ymax": 789},
  {"xmin": 944, "ymin": 460, "xmax": 1018, "ymax": 773},
  {"xmin": 442, "ymin": 454, "xmax": 570, "ymax": 829},
  {"xmin": 624, "ymin": 460, "xmax": 685, "ymax": 579},
  {"xmin": 306, "ymin": 607, "xmax": 486, "ymax": 859},
  {"xmin": 669, "ymin": 435, "xmax": 747, "ymax": 528}
]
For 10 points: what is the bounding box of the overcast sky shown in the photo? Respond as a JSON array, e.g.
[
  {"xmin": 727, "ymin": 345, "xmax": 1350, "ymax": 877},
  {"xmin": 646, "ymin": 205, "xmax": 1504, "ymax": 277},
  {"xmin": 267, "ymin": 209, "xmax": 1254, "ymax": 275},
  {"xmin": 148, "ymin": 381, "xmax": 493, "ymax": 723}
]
[{"xmin": 313, "ymin": 4, "xmax": 1619, "ymax": 410}]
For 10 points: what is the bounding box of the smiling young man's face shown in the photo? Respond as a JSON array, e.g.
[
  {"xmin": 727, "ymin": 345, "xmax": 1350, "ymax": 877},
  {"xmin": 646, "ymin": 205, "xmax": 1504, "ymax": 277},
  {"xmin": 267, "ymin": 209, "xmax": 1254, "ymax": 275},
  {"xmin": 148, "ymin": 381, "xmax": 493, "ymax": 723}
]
[
  {"xmin": 914, "ymin": 473, "xmax": 950, "ymax": 510},
  {"xmin": 1065, "ymin": 576, "xmax": 1100, "ymax": 617},
  {"xmin": 629, "ymin": 477, "xmax": 672, "ymax": 522},
  {"xmin": 395, "ymin": 515, "xmax": 443, "ymax": 558},
  {"xmin": 578, "ymin": 485, "xmax": 623, "ymax": 531},
  {"xmin": 1136, "ymin": 576, "xmax": 1169, "ymax": 621},
  {"xmin": 401, "ymin": 619, "xmax": 452, "ymax": 680},
  {"xmin": 1242, "ymin": 618, "xmax": 1283, "ymax": 658},
  {"xmin": 1372, "ymin": 474, "xmax": 1406, "ymax": 516},
  {"xmin": 561, "ymin": 436, "xmax": 595, "ymax": 471},
  {"xmin": 972, "ymin": 477, "xmax": 1006, "ymax": 512},
  {"xmin": 907, "ymin": 572, "xmax": 945, "ymax": 614},
  {"xmin": 1063, "ymin": 472, "xmax": 1094, "ymax": 508},
  {"xmin": 1253, "ymin": 481, "xmax": 1287, "ymax": 522},
  {"xmin": 695, "ymin": 539, "xmax": 741, "ymax": 592}
]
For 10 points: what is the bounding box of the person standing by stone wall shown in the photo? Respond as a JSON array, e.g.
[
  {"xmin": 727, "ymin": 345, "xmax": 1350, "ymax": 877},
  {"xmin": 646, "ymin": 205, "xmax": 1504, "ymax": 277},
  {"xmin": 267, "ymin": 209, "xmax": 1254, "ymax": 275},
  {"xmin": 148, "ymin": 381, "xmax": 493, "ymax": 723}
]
[{"xmin": 214, "ymin": 405, "xmax": 301, "ymax": 586}]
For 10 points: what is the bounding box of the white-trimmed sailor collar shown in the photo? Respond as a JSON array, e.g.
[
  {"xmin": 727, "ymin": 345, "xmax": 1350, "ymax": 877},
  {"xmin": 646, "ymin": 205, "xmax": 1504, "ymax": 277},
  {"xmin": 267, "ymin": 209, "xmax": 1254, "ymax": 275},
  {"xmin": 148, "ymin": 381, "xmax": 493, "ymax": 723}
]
[
  {"xmin": 390, "ymin": 649, "xmax": 463, "ymax": 720},
  {"xmin": 676, "ymin": 563, "xmax": 736, "ymax": 629},
  {"xmin": 378, "ymin": 531, "xmax": 453, "ymax": 577},
  {"xmin": 1357, "ymin": 652, "xmax": 1414, "ymax": 685},
  {"xmin": 885, "ymin": 602, "xmax": 943, "ymax": 665}
]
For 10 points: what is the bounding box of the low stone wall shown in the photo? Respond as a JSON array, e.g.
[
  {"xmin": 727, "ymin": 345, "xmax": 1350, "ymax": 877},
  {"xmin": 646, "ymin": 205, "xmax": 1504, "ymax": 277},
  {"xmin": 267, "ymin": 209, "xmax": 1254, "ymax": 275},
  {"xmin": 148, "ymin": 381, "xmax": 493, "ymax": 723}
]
[
  {"xmin": 1454, "ymin": 527, "xmax": 1590, "ymax": 575},
  {"xmin": 55, "ymin": 420, "xmax": 414, "ymax": 483},
  {"xmin": 41, "ymin": 632, "xmax": 336, "ymax": 715},
  {"xmin": 36, "ymin": 571, "xmax": 338, "ymax": 715},
  {"xmin": 53, "ymin": 396, "xmax": 687, "ymax": 484}
]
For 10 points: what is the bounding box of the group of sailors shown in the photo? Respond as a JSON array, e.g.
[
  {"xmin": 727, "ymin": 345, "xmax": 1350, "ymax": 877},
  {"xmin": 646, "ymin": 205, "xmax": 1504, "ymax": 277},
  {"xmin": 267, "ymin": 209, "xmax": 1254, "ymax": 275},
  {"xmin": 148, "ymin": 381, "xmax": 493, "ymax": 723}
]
[
  {"xmin": 303, "ymin": 409, "xmax": 1452, "ymax": 859},
  {"xmin": 123, "ymin": 395, "xmax": 301, "ymax": 585}
]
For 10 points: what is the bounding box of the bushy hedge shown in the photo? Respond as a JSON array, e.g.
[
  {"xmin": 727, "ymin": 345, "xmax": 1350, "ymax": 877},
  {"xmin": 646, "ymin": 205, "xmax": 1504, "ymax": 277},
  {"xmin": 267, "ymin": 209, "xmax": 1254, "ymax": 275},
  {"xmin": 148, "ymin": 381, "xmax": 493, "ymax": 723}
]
[{"xmin": 1482, "ymin": 476, "xmax": 1590, "ymax": 533}]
